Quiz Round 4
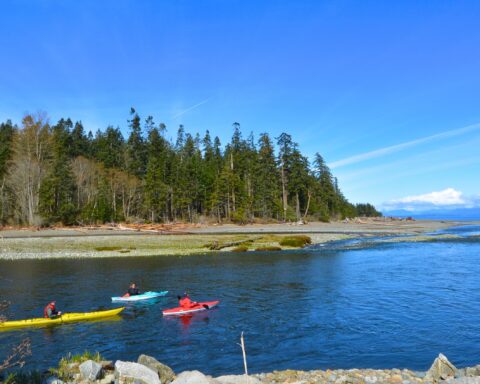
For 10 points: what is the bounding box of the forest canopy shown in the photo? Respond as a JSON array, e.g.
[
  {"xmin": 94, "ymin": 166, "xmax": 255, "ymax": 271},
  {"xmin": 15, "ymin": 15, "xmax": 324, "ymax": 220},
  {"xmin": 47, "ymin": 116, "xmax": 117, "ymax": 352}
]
[{"xmin": 0, "ymin": 110, "xmax": 381, "ymax": 226}]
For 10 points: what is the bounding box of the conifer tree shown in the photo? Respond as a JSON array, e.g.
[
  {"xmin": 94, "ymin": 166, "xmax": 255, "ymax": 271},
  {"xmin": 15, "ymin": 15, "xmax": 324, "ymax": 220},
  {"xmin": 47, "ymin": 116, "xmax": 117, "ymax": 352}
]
[
  {"xmin": 256, "ymin": 133, "xmax": 279, "ymax": 218},
  {"xmin": 70, "ymin": 121, "xmax": 90, "ymax": 158},
  {"xmin": 0, "ymin": 120, "xmax": 14, "ymax": 223},
  {"xmin": 144, "ymin": 122, "xmax": 169, "ymax": 222},
  {"xmin": 39, "ymin": 119, "xmax": 77, "ymax": 225},
  {"xmin": 126, "ymin": 108, "xmax": 147, "ymax": 177},
  {"xmin": 93, "ymin": 126, "xmax": 125, "ymax": 169},
  {"xmin": 0, "ymin": 111, "xmax": 379, "ymax": 225}
]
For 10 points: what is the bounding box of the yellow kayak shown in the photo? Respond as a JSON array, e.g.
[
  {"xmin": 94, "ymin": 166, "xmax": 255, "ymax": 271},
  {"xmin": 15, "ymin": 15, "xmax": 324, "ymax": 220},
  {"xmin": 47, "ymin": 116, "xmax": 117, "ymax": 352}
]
[{"xmin": 0, "ymin": 307, "xmax": 125, "ymax": 330}]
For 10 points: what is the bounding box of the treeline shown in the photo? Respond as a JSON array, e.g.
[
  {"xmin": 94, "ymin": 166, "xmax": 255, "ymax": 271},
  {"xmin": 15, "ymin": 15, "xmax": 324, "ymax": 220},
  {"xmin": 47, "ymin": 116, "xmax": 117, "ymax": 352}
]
[{"xmin": 0, "ymin": 110, "xmax": 381, "ymax": 226}]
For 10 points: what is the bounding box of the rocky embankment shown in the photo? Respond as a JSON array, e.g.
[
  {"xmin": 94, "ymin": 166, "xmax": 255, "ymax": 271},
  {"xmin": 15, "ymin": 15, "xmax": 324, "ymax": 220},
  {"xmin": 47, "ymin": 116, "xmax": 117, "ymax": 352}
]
[{"xmin": 16, "ymin": 353, "xmax": 480, "ymax": 384}]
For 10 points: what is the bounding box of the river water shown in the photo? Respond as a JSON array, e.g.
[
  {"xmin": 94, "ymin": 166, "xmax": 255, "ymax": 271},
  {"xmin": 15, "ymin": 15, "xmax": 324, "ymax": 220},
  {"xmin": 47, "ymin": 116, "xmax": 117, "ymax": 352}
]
[{"xmin": 1, "ymin": 225, "xmax": 479, "ymax": 375}]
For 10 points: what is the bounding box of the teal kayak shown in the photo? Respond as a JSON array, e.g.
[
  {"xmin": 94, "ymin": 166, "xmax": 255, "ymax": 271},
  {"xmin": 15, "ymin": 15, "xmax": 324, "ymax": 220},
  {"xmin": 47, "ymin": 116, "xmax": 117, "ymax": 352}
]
[{"xmin": 111, "ymin": 291, "xmax": 168, "ymax": 302}]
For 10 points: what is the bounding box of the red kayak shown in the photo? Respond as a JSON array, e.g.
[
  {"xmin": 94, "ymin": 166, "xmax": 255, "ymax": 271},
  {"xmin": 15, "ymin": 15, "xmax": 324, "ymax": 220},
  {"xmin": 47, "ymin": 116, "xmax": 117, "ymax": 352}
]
[{"xmin": 162, "ymin": 301, "xmax": 219, "ymax": 316}]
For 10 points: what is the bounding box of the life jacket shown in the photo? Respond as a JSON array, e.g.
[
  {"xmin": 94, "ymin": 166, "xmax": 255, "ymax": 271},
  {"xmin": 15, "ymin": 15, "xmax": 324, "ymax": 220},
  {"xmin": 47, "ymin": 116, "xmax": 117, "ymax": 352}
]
[
  {"xmin": 44, "ymin": 303, "xmax": 56, "ymax": 318},
  {"xmin": 179, "ymin": 296, "xmax": 193, "ymax": 308}
]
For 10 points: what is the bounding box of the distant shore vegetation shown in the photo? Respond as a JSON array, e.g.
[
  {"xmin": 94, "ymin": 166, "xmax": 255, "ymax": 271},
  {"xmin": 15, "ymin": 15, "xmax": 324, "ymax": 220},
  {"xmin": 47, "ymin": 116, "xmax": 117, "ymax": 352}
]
[{"xmin": 0, "ymin": 110, "xmax": 381, "ymax": 226}]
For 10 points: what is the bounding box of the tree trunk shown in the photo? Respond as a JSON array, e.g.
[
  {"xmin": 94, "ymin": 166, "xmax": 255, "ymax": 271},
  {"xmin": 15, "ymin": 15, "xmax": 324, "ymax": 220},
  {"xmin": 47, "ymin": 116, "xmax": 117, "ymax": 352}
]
[
  {"xmin": 303, "ymin": 190, "xmax": 312, "ymax": 222},
  {"xmin": 295, "ymin": 192, "xmax": 301, "ymax": 221},
  {"xmin": 281, "ymin": 165, "xmax": 288, "ymax": 222}
]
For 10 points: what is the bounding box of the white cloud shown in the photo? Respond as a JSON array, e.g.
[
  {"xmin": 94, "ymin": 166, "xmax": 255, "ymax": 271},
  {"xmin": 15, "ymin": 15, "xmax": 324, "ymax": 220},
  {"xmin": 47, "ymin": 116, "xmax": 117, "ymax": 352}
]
[
  {"xmin": 329, "ymin": 122, "xmax": 480, "ymax": 169},
  {"xmin": 395, "ymin": 188, "xmax": 465, "ymax": 205},
  {"xmin": 382, "ymin": 188, "xmax": 480, "ymax": 211}
]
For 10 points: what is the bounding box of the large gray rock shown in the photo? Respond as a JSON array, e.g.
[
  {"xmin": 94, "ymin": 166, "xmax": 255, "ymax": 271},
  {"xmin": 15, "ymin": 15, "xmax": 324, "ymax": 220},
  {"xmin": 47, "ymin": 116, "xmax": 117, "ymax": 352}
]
[
  {"xmin": 465, "ymin": 367, "xmax": 480, "ymax": 377},
  {"xmin": 115, "ymin": 360, "xmax": 161, "ymax": 384},
  {"xmin": 138, "ymin": 354, "xmax": 175, "ymax": 383},
  {"xmin": 45, "ymin": 377, "xmax": 65, "ymax": 384},
  {"xmin": 171, "ymin": 371, "xmax": 211, "ymax": 384},
  {"xmin": 79, "ymin": 359, "xmax": 103, "ymax": 381},
  {"xmin": 426, "ymin": 354, "xmax": 457, "ymax": 382},
  {"xmin": 100, "ymin": 360, "xmax": 115, "ymax": 371},
  {"xmin": 442, "ymin": 378, "xmax": 480, "ymax": 384},
  {"xmin": 98, "ymin": 373, "xmax": 115, "ymax": 384},
  {"xmin": 215, "ymin": 375, "xmax": 262, "ymax": 384}
]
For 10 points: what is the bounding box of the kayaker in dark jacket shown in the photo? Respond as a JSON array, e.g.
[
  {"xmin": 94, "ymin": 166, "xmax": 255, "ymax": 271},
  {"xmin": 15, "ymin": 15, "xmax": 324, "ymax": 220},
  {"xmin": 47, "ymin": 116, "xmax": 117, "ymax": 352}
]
[
  {"xmin": 125, "ymin": 282, "xmax": 140, "ymax": 297},
  {"xmin": 44, "ymin": 301, "xmax": 61, "ymax": 319}
]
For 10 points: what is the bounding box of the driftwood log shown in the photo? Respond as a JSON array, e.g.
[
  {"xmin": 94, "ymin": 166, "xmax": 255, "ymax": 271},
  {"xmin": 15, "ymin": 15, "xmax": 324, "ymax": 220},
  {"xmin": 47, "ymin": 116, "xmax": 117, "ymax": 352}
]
[{"xmin": 208, "ymin": 237, "xmax": 261, "ymax": 251}]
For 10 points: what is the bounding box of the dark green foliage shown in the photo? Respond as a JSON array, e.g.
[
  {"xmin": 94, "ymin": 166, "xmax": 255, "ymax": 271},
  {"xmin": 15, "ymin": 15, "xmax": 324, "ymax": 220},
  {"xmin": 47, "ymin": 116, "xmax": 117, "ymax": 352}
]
[
  {"xmin": 0, "ymin": 120, "xmax": 14, "ymax": 180},
  {"xmin": 92, "ymin": 126, "xmax": 125, "ymax": 168},
  {"xmin": 3, "ymin": 370, "xmax": 43, "ymax": 384},
  {"xmin": 255, "ymin": 133, "xmax": 280, "ymax": 218},
  {"xmin": 38, "ymin": 119, "xmax": 77, "ymax": 225},
  {"xmin": 126, "ymin": 108, "xmax": 147, "ymax": 177},
  {"xmin": 0, "ymin": 120, "xmax": 14, "ymax": 224},
  {"xmin": 1, "ymin": 110, "xmax": 375, "ymax": 225},
  {"xmin": 70, "ymin": 121, "xmax": 91, "ymax": 157},
  {"xmin": 355, "ymin": 203, "xmax": 382, "ymax": 217}
]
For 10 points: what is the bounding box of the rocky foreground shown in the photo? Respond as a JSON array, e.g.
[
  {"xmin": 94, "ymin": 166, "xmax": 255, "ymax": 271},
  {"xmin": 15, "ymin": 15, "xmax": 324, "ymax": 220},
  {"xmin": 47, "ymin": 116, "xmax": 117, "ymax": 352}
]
[{"xmin": 22, "ymin": 353, "xmax": 480, "ymax": 384}]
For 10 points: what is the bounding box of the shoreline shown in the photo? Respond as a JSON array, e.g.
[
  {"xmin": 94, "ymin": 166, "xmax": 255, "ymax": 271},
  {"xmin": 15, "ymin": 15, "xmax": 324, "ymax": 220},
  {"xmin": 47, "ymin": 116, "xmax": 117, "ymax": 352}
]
[
  {"xmin": 0, "ymin": 219, "xmax": 475, "ymax": 260},
  {"xmin": 4, "ymin": 352, "xmax": 478, "ymax": 384}
]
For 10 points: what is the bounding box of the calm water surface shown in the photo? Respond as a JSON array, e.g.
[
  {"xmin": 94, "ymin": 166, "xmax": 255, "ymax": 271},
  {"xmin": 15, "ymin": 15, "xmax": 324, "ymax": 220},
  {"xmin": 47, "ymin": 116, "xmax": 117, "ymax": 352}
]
[{"xmin": 1, "ymin": 225, "xmax": 479, "ymax": 375}]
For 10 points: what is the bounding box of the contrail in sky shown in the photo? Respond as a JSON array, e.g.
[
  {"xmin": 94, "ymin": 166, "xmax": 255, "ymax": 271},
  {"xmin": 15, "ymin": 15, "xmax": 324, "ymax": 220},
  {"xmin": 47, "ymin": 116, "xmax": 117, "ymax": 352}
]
[
  {"xmin": 172, "ymin": 97, "xmax": 211, "ymax": 119},
  {"xmin": 329, "ymin": 122, "xmax": 480, "ymax": 169}
]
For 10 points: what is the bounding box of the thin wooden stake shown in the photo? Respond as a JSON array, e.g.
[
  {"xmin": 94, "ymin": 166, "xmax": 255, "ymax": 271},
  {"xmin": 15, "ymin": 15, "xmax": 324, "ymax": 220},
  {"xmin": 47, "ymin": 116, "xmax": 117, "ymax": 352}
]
[
  {"xmin": 237, "ymin": 332, "xmax": 249, "ymax": 383},
  {"xmin": 240, "ymin": 332, "xmax": 248, "ymax": 377}
]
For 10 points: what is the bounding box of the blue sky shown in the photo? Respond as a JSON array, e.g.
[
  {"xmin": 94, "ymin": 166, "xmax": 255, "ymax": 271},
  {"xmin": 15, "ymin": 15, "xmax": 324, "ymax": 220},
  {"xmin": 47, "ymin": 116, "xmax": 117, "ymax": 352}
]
[{"xmin": 1, "ymin": 0, "xmax": 480, "ymax": 210}]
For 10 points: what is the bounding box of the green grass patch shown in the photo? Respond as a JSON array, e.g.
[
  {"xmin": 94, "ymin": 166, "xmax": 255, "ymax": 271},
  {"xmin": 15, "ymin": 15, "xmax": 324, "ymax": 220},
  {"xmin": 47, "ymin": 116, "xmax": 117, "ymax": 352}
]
[
  {"xmin": 255, "ymin": 246, "xmax": 282, "ymax": 251},
  {"xmin": 4, "ymin": 371, "xmax": 43, "ymax": 384},
  {"xmin": 231, "ymin": 245, "xmax": 249, "ymax": 252},
  {"xmin": 50, "ymin": 351, "xmax": 103, "ymax": 381},
  {"xmin": 279, "ymin": 235, "xmax": 312, "ymax": 247}
]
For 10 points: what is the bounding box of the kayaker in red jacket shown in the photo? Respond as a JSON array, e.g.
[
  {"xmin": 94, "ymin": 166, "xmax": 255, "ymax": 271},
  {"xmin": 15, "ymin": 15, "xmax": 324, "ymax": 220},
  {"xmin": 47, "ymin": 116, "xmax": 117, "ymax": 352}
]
[
  {"xmin": 178, "ymin": 292, "xmax": 197, "ymax": 308},
  {"xmin": 44, "ymin": 301, "xmax": 61, "ymax": 319}
]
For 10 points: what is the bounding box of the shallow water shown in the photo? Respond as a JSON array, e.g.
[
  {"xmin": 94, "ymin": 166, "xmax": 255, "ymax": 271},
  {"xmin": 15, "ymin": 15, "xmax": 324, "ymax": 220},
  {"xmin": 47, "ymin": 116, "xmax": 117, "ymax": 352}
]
[{"xmin": 1, "ymin": 225, "xmax": 480, "ymax": 375}]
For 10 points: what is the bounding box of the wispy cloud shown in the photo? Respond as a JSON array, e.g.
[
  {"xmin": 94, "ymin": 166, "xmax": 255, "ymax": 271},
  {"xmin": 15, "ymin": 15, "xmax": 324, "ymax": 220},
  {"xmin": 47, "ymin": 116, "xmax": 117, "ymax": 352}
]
[
  {"xmin": 382, "ymin": 188, "xmax": 480, "ymax": 211},
  {"xmin": 172, "ymin": 97, "xmax": 211, "ymax": 119},
  {"xmin": 329, "ymin": 122, "xmax": 480, "ymax": 169}
]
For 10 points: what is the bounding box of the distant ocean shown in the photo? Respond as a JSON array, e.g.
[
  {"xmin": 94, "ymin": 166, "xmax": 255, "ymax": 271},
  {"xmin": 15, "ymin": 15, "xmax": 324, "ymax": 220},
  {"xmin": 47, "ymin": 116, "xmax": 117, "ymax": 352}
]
[{"xmin": 382, "ymin": 208, "xmax": 480, "ymax": 221}]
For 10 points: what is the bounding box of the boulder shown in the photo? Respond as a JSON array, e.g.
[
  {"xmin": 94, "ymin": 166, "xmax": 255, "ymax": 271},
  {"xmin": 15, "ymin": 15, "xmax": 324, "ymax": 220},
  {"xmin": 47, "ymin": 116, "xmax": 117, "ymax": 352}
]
[
  {"xmin": 171, "ymin": 370, "xmax": 211, "ymax": 384},
  {"xmin": 465, "ymin": 367, "xmax": 480, "ymax": 377},
  {"xmin": 426, "ymin": 354, "xmax": 457, "ymax": 382},
  {"xmin": 45, "ymin": 377, "xmax": 65, "ymax": 384},
  {"xmin": 115, "ymin": 360, "xmax": 161, "ymax": 384},
  {"xmin": 98, "ymin": 373, "xmax": 116, "ymax": 384},
  {"xmin": 215, "ymin": 374, "xmax": 262, "ymax": 384},
  {"xmin": 138, "ymin": 354, "xmax": 176, "ymax": 383},
  {"xmin": 441, "ymin": 378, "xmax": 480, "ymax": 384},
  {"xmin": 100, "ymin": 360, "xmax": 115, "ymax": 371},
  {"xmin": 79, "ymin": 359, "xmax": 103, "ymax": 381}
]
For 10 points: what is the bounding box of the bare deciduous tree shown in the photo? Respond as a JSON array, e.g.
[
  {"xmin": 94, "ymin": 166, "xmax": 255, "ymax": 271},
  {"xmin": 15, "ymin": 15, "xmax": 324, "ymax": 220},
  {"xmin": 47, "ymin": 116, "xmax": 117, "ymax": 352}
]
[
  {"xmin": 7, "ymin": 114, "xmax": 50, "ymax": 226},
  {"xmin": 0, "ymin": 301, "xmax": 32, "ymax": 373},
  {"xmin": 71, "ymin": 156, "xmax": 100, "ymax": 211}
]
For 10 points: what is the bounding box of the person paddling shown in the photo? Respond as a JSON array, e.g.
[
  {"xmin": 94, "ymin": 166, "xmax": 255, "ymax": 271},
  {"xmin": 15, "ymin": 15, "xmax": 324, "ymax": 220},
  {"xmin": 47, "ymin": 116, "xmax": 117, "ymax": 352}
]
[
  {"xmin": 44, "ymin": 301, "xmax": 61, "ymax": 319},
  {"xmin": 177, "ymin": 292, "xmax": 198, "ymax": 308},
  {"xmin": 123, "ymin": 282, "xmax": 140, "ymax": 297}
]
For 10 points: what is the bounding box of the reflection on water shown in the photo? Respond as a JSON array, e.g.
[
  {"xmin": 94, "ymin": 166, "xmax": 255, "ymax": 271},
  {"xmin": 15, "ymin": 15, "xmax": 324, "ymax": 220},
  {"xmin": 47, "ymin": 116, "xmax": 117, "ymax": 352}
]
[{"xmin": 0, "ymin": 226, "xmax": 479, "ymax": 376}]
